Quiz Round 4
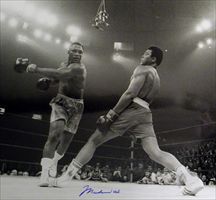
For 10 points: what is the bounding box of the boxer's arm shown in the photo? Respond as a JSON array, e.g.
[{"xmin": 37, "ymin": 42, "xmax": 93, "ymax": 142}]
[
  {"xmin": 36, "ymin": 67, "xmax": 63, "ymax": 79},
  {"xmin": 27, "ymin": 63, "xmax": 86, "ymax": 80},
  {"xmin": 35, "ymin": 67, "xmax": 74, "ymax": 79},
  {"xmin": 112, "ymin": 73, "xmax": 147, "ymax": 114},
  {"xmin": 48, "ymin": 63, "xmax": 67, "ymax": 84},
  {"xmin": 96, "ymin": 72, "xmax": 147, "ymax": 132}
]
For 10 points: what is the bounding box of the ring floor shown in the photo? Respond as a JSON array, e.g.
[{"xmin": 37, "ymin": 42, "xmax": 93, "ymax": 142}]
[{"xmin": 1, "ymin": 176, "xmax": 215, "ymax": 200}]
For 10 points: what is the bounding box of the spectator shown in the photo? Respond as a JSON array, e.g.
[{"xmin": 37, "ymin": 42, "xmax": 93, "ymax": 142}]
[
  {"xmin": 133, "ymin": 163, "xmax": 145, "ymax": 182},
  {"xmin": 208, "ymin": 178, "xmax": 216, "ymax": 186},
  {"xmin": 23, "ymin": 171, "xmax": 29, "ymax": 176},
  {"xmin": 150, "ymin": 169, "xmax": 157, "ymax": 184},
  {"xmin": 74, "ymin": 169, "xmax": 82, "ymax": 180},
  {"xmin": 18, "ymin": 171, "xmax": 23, "ymax": 176},
  {"xmin": 112, "ymin": 166, "xmax": 122, "ymax": 181},
  {"xmin": 90, "ymin": 165, "xmax": 102, "ymax": 181},
  {"xmin": 156, "ymin": 169, "xmax": 164, "ymax": 185},
  {"xmin": 201, "ymin": 175, "xmax": 209, "ymax": 185},
  {"xmin": 80, "ymin": 165, "xmax": 93, "ymax": 181},
  {"xmin": 101, "ymin": 165, "xmax": 112, "ymax": 182},
  {"xmin": 10, "ymin": 169, "xmax": 18, "ymax": 176},
  {"xmin": 137, "ymin": 171, "xmax": 153, "ymax": 184},
  {"xmin": 161, "ymin": 168, "xmax": 175, "ymax": 185},
  {"xmin": 121, "ymin": 165, "xmax": 131, "ymax": 182},
  {"xmin": 61, "ymin": 165, "xmax": 68, "ymax": 176}
]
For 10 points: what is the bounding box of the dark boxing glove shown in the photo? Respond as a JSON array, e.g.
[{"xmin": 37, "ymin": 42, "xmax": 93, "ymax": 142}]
[
  {"xmin": 36, "ymin": 77, "xmax": 51, "ymax": 91},
  {"xmin": 14, "ymin": 58, "xmax": 30, "ymax": 73},
  {"xmin": 96, "ymin": 109, "xmax": 119, "ymax": 133}
]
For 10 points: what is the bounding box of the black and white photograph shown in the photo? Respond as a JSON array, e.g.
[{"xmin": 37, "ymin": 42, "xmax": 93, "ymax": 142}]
[{"xmin": 0, "ymin": 0, "xmax": 215, "ymax": 199}]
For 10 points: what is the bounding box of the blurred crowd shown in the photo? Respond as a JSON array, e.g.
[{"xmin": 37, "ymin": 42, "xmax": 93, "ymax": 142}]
[
  {"xmin": 1, "ymin": 138, "xmax": 215, "ymax": 185},
  {"xmin": 61, "ymin": 162, "xmax": 128, "ymax": 182},
  {"xmin": 176, "ymin": 139, "xmax": 216, "ymax": 185}
]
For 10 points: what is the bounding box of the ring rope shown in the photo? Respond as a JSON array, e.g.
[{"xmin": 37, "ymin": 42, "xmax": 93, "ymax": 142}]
[
  {"xmin": 157, "ymin": 121, "xmax": 216, "ymax": 134},
  {"xmin": 0, "ymin": 127, "xmax": 129, "ymax": 150},
  {"xmin": 0, "ymin": 143, "xmax": 128, "ymax": 161},
  {"xmin": 0, "ymin": 159, "xmax": 40, "ymax": 166},
  {"xmin": 4, "ymin": 112, "xmax": 215, "ymax": 135}
]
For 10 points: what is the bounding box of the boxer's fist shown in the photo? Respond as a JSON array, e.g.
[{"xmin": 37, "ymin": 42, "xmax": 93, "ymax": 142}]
[
  {"xmin": 96, "ymin": 109, "xmax": 119, "ymax": 133},
  {"xmin": 14, "ymin": 58, "xmax": 30, "ymax": 73},
  {"xmin": 26, "ymin": 64, "xmax": 37, "ymax": 73},
  {"xmin": 96, "ymin": 115, "xmax": 111, "ymax": 133},
  {"xmin": 36, "ymin": 77, "xmax": 51, "ymax": 91}
]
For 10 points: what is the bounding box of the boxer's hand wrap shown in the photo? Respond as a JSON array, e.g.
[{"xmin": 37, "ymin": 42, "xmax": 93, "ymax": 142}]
[
  {"xmin": 26, "ymin": 64, "xmax": 37, "ymax": 73},
  {"xmin": 36, "ymin": 77, "xmax": 51, "ymax": 91},
  {"xmin": 14, "ymin": 58, "xmax": 30, "ymax": 73},
  {"xmin": 96, "ymin": 109, "xmax": 119, "ymax": 133}
]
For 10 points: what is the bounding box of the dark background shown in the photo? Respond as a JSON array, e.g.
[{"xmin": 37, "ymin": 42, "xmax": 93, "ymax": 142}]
[{"xmin": 0, "ymin": 0, "xmax": 215, "ymax": 111}]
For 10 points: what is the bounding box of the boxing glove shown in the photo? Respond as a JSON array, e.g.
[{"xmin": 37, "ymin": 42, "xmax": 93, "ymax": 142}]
[
  {"xmin": 14, "ymin": 58, "xmax": 30, "ymax": 73},
  {"xmin": 36, "ymin": 77, "xmax": 51, "ymax": 91},
  {"xmin": 96, "ymin": 109, "xmax": 119, "ymax": 133}
]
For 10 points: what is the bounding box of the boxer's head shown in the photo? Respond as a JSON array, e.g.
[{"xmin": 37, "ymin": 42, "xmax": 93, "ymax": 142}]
[
  {"xmin": 68, "ymin": 42, "xmax": 84, "ymax": 64},
  {"xmin": 145, "ymin": 171, "xmax": 151, "ymax": 177},
  {"xmin": 140, "ymin": 46, "xmax": 163, "ymax": 66}
]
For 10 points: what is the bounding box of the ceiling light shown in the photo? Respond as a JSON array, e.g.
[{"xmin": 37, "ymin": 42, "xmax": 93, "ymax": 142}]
[
  {"xmin": 33, "ymin": 29, "xmax": 43, "ymax": 38},
  {"xmin": 198, "ymin": 42, "xmax": 204, "ymax": 49},
  {"xmin": 8, "ymin": 18, "xmax": 18, "ymax": 28},
  {"xmin": 66, "ymin": 25, "xmax": 81, "ymax": 36}
]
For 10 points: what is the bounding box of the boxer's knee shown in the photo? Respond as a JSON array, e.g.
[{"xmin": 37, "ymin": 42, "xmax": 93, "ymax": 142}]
[
  {"xmin": 88, "ymin": 137, "xmax": 100, "ymax": 148},
  {"xmin": 43, "ymin": 135, "xmax": 59, "ymax": 156},
  {"xmin": 50, "ymin": 120, "xmax": 65, "ymax": 133},
  {"xmin": 61, "ymin": 131, "xmax": 74, "ymax": 143},
  {"xmin": 87, "ymin": 133, "xmax": 103, "ymax": 148},
  {"xmin": 147, "ymin": 148, "xmax": 163, "ymax": 161},
  {"xmin": 141, "ymin": 137, "xmax": 162, "ymax": 161},
  {"xmin": 46, "ymin": 125, "xmax": 63, "ymax": 146},
  {"xmin": 48, "ymin": 134, "xmax": 60, "ymax": 145},
  {"xmin": 58, "ymin": 132, "xmax": 74, "ymax": 151}
]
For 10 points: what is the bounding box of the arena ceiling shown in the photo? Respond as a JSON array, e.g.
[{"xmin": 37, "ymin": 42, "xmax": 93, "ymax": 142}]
[{"xmin": 0, "ymin": 0, "xmax": 215, "ymax": 113}]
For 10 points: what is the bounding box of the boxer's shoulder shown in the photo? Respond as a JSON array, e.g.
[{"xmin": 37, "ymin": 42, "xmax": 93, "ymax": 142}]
[
  {"xmin": 59, "ymin": 61, "xmax": 67, "ymax": 68},
  {"xmin": 69, "ymin": 63, "xmax": 86, "ymax": 74},
  {"xmin": 134, "ymin": 65, "xmax": 157, "ymax": 77},
  {"xmin": 68, "ymin": 63, "xmax": 85, "ymax": 69}
]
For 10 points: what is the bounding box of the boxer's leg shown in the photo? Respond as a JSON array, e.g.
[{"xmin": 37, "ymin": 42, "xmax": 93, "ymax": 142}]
[
  {"xmin": 49, "ymin": 131, "xmax": 74, "ymax": 177},
  {"xmin": 51, "ymin": 129, "xmax": 119, "ymax": 187},
  {"xmin": 56, "ymin": 131, "xmax": 74, "ymax": 155},
  {"xmin": 51, "ymin": 102, "xmax": 83, "ymax": 178},
  {"xmin": 141, "ymin": 136, "xmax": 204, "ymax": 195},
  {"xmin": 43, "ymin": 120, "xmax": 65, "ymax": 157},
  {"xmin": 39, "ymin": 120, "xmax": 65, "ymax": 186}
]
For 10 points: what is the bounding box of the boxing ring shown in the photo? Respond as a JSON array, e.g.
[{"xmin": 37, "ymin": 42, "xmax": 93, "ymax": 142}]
[
  {"xmin": 0, "ymin": 111, "xmax": 216, "ymax": 200},
  {"xmin": 1, "ymin": 176, "xmax": 215, "ymax": 200}
]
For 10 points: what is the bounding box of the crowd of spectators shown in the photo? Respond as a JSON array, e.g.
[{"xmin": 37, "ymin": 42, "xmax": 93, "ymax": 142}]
[
  {"xmin": 1, "ymin": 139, "xmax": 215, "ymax": 185},
  {"xmin": 135, "ymin": 138, "xmax": 216, "ymax": 185},
  {"xmin": 175, "ymin": 139, "xmax": 216, "ymax": 185},
  {"xmin": 1, "ymin": 169, "xmax": 30, "ymax": 176},
  {"xmin": 61, "ymin": 162, "xmax": 130, "ymax": 182}
]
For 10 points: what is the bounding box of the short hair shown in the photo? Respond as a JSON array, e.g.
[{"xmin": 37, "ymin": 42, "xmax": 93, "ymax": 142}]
[
  {"xmin": 70, "ymin": 42, "xmax": 84, "ymax": 49},
  {"xmin": 148, "ymin": 46, "xmax": 163, "ymax": 66}
]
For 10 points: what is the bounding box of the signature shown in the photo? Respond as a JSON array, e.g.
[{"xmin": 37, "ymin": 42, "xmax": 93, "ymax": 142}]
[{"xmin": 79, "ymin": 185, "xmax": 120, "ymax": 197}]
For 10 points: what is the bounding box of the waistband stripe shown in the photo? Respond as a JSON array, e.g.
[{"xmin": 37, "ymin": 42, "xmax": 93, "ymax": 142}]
[
  {"xmin": 133, "ymin": 97, "xmax": 149, "ymax": 109},
  {"xmin": 57, "ymin": 93, "xmax": 83, "ymax": 103}
]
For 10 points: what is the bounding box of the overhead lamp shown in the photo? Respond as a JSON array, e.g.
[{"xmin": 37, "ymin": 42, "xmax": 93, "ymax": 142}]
[
  {"xmin": 8, "ymin": 18, "xmax": 18, "ymax": 28},
  {"xmin": 198, "ymin": 42, "xmax": 204, "ymax": 49},
  {"xmin": 66, "ymin": 25, "xmax": 81, "ymax": 36},
  {"xmin": 33, "ymin": 29, "xmax": 43, "ymax": 38}
]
